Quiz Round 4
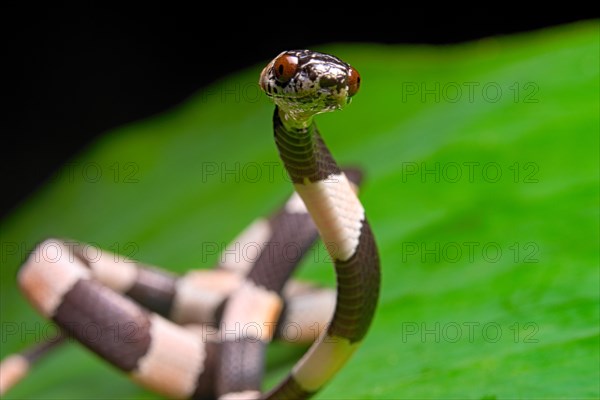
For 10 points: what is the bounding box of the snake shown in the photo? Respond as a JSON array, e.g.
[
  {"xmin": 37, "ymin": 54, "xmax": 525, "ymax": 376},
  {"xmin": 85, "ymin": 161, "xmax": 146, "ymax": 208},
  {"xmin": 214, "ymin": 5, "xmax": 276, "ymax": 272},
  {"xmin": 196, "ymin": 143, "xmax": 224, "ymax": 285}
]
[
  {"xmin": 215, "ymin": 50, "xmax": 381, "ymax": 399},
  {"xmin": 0, "ymin": 50, "xmax": 380, "ymax": 400}
]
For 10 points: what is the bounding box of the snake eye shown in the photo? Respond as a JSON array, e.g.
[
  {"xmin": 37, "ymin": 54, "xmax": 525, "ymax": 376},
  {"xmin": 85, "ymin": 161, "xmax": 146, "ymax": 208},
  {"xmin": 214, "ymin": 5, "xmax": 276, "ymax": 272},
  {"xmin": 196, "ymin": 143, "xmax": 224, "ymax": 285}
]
[
  {"xmin": 273, "ymin": 54, "xmax": 298, "ymax": 83},
  {"xmin": 347, "ymin": 66, "xmax": 361, "ymax": 97}
]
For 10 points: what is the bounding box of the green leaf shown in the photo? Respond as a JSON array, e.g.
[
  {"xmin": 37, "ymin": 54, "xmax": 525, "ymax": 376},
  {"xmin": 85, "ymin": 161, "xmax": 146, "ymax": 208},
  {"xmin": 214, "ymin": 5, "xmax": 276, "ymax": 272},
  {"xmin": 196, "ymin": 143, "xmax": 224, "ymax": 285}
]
[{"xmin": 1, "ymin": 21, "xmax": 598, "ymax": 399}]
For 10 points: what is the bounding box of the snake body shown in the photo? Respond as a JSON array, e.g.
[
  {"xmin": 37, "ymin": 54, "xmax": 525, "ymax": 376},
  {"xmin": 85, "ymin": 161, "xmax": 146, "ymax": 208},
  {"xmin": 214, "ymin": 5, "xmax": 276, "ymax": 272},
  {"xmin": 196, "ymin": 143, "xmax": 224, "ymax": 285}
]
[
  {"xmin": 1, "ymin": 50, "xmax": 380, "ymax": 400},
  {"xmin": 2, "ymin": 187, "xmax": 334, "ymax": 398},
  {"xmin": 216, "ymin": 50, "xmax": 381, "ymax": 399},
  {"xmin": 1, "ymin": 170, "xmax": 363, "ymax": 398}
]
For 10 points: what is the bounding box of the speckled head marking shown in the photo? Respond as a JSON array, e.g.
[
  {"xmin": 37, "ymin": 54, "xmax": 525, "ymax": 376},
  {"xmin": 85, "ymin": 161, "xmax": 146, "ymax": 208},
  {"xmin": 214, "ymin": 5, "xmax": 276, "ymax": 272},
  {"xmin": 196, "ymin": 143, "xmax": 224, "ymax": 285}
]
[{"xmin": 259, "ymin": 50, "xmax": 360, "ymax": 122}]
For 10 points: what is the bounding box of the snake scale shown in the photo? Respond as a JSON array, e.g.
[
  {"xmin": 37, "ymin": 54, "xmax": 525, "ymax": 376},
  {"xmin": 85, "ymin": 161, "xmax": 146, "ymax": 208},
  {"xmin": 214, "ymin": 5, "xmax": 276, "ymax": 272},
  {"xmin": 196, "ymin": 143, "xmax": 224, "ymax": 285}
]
[{"xmin": 0, "ymin": 50, "xmax": 380, "ymax": 400}]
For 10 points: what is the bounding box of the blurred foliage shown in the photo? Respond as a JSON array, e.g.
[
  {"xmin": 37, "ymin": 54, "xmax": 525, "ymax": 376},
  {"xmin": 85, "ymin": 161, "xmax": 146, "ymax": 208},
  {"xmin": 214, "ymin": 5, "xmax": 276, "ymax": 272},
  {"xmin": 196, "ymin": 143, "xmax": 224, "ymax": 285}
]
[{"xmin": 1, "ymin": 21, "xmax": 598, "ymax": 399}]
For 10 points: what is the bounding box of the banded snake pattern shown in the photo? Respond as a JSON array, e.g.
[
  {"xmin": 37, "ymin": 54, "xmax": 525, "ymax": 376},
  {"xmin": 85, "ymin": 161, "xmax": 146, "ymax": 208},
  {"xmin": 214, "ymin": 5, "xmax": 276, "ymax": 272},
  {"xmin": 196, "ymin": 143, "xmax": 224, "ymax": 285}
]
[{"xmin": 0, "ymin": 50, "xmax": 381, "ymax": 400}]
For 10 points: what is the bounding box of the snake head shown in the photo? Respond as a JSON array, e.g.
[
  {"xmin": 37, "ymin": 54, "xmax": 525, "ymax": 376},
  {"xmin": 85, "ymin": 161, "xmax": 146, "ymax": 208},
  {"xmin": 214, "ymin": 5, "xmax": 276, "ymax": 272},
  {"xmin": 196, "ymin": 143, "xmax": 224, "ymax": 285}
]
[{"xmin": 260, "ymin": 50, "xmax": 360, "ymax": 121}]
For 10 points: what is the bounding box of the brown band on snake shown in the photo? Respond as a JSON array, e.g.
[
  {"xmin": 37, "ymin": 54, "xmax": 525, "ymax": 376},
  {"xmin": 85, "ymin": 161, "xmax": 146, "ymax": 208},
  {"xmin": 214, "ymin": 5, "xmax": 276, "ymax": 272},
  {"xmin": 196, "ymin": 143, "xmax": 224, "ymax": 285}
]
[
  {"xmin": 328, "ymin": 221, "xmax": 380, "ymax": 342},
  {"xmin": 216, "ymin": 340, "xmax": 267, "ymax": 396},
  {"xmin": 273, "ymin": 111, "xmax": 341, "ymax": 184},
  {"xmin": 125, "ymin": 264, "xmax": 178, "ymax": 317},
  {"xmin": 246, "ymin": 212, "xmax": 318, "ymax": 292},
  {"xmin": 53, "ymin": 279, "xmax": 152, "ymax": 371}
]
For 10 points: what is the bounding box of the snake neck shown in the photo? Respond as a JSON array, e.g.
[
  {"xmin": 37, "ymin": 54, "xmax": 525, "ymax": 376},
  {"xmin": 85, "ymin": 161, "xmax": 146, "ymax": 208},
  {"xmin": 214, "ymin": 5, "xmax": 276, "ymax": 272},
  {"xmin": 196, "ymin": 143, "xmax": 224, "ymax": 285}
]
[{"xmin": 273, "ymin": 106, "xmax": 341, "ymax": 184}]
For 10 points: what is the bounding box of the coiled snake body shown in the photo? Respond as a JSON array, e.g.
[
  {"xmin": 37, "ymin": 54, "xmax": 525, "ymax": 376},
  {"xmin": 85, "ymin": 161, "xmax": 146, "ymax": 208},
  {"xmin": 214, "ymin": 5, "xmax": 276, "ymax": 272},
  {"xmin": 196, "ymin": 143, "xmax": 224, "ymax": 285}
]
[{"xmin": 0, "ymin": 50, "xmax": 380, "ymax": 400}]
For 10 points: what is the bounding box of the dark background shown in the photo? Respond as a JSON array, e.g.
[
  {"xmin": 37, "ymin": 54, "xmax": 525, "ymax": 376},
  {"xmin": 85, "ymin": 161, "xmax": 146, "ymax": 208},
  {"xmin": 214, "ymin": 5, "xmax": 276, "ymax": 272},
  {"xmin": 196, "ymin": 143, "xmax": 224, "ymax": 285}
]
[{"xmin": 2, "ymin": 5, "xmax": 595, "ymax": 218}]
